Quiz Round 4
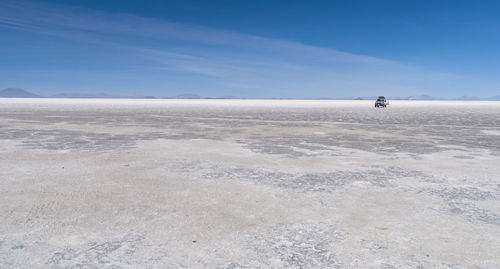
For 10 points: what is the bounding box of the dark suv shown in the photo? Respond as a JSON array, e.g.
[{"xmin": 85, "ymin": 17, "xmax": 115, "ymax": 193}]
[{"xmin": 375, "ymin": 96, "xmax": 388, "ymax": 108}]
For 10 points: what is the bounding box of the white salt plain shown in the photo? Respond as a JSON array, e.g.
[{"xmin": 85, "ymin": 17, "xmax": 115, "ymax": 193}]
[{"xmin": 1, "ymin": 99, "xmax": 499, "ymax": 268}]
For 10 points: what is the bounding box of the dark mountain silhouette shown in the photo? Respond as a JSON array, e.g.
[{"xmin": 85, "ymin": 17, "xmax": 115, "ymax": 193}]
[{"xmin": 0, "ymin": 88, "xmax": 41, "ymax": 98}]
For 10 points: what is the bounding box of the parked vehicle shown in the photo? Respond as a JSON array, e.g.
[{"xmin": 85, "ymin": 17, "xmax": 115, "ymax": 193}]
[{"xmin": 375, "ymin": 96, "xmax": 389, "ymax": 107}]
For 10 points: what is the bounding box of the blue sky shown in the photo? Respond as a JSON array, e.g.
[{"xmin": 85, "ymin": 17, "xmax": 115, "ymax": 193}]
[{"xmin": 1, "ymin": 0, "xmax": 499, "ymax": 98}]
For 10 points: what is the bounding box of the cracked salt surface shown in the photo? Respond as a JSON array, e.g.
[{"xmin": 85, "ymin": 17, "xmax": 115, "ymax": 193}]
[{"xmin": 1, "ymin": 99, "xmax": 500, "ymax": 268}]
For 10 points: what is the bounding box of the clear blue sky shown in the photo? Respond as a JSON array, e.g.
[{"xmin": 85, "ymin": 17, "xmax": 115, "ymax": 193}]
[{"xmin": 1, "ymin": 0, "xmax": 499, "ymax": 98}]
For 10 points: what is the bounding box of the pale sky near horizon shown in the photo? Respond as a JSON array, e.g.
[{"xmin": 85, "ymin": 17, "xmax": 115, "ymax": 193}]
[{"xmin": 1, "ymin": 0, "xmax": 499, "ymax": 98}]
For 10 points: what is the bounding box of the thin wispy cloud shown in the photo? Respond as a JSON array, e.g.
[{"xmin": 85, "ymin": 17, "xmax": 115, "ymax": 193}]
[{"xmin": 0, "ymin": 0, "xmax": 468, "ymax": 97}]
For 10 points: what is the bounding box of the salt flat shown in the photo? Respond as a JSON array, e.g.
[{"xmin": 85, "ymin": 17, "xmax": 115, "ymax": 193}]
[{"xmin": 1, "ymin": 99, "xmax": 499, "ymax": 268}]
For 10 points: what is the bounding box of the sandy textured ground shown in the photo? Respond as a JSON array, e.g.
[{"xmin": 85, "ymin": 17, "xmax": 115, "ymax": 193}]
[{"xmin": 1, "ymin": 99, "xmax": 499, "ymax": 268}]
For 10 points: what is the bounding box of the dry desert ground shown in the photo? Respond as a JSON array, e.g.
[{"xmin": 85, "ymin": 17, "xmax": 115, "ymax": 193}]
[{"xmin": 1, "ymin": 99, "xmax": 500, "ymax": 268}]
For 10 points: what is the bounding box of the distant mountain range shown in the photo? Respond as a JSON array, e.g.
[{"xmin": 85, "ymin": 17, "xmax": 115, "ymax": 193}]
[
  {"xmin": 0, "ymin": 88, "xmax": 41, "ymax": 98},
  {"xmin": 407, "ymin": 94, "xmax": 436, "ymax": 100},
  {"xmin": 0, "ymin": 89, "xmax": 153, "ymax": 99},
  {"xmin": 353, "ymin": 94, "xmax": 500, "ymax": 101},
  {"xmin": 1, "ymin": 88, "xmax": 500, "ymax": 100},
  {"xmin": 49, "ymin": 92, "xmax": 143, "ymax": 98}
]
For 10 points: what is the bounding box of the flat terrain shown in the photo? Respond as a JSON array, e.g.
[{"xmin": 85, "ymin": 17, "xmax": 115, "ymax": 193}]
[{"xmin": 1, "ymin": 99, "xmax": 499, "ymax": 268}]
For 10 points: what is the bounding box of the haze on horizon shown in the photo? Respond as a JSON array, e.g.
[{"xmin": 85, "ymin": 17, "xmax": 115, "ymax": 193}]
[{"xmin": 1, "ymin": 0, "xmax": 500, "ymax": 99}]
